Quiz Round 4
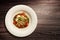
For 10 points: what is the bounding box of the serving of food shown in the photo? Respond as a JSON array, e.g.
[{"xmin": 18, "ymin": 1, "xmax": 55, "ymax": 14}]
[
  {"xmin": 5, "ymin": 5, "xmax": 37, "ymax": 37},
  {"xmin": 13, "ymin": 11, "xmax": 29, "ymax": 28}
]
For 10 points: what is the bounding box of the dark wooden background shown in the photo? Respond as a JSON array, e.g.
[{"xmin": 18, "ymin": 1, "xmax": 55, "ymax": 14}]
[{"xmin": 0, "ymin": 0, "xmax": 60, "ymax": 40}]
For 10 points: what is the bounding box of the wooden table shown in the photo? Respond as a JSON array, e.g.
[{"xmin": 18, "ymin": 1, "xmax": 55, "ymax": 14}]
[{"xmin": 0, "ymin": 0, "xmax": 60, "ymax": 40}]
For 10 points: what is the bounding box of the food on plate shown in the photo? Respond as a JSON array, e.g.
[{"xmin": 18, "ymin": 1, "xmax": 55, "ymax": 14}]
[{"xmin": 13, "ymin": 11, "xmax": 29, "ymax": 28}]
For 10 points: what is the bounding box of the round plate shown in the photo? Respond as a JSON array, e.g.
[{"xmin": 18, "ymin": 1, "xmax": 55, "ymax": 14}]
[{"xmin": 5, "ymin": 5, "xmax": 37, "ymax": 37}]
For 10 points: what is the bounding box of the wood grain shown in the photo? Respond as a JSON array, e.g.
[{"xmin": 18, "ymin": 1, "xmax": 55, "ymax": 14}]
[{"xmin": 0, "ymin": 0, "xmax": 60, "ymax": 40}]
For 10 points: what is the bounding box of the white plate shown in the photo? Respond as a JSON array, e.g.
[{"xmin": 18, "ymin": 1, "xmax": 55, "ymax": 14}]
[{"xmin": 5, "ymin": 5, "xmax": 37, "ymax": 37}]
